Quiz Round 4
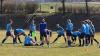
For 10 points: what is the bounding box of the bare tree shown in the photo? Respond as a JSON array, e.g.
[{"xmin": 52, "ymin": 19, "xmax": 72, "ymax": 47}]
[{"xmin": 25, "ymin": 1, "xmax": 39, "ymax": 14}]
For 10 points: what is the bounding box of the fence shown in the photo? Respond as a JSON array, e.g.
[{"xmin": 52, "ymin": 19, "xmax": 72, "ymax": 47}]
[{"xmin": 0, "ymin": 13, "xmax": 100, "ymax": 32}]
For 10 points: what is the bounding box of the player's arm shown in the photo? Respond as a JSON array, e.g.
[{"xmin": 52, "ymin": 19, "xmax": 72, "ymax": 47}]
[
  {"xmin": 71, "ymin": 23, "xmax": 74, "ymax": 31},
  {"xmin": 30, "ymin": 38, "xmax": 35, "ymax": 43},
  {"xmin": 92, "ymin": 25, "xmax": 95, "ymax": 34},
  {"xmin": 34, "ymin": 25, "xmax": 36, "ymax": 32}
]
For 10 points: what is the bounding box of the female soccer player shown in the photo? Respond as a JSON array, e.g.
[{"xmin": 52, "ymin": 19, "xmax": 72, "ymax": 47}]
[
  {"xmin": 2, "ymin": 19, "xmax": 16, "ymax": 44},
  {"xmin": 52, "ymin": 24, "xmax": 66, "ymax": 44},
  {"xmin": 14, "ymin": 28, "xmax": 26, "ymax": 43},
  {"xmin": 29, "ymin": 19, "xmax": 37, "ymax": 43},
  {"xmin": 39, "ymin": 19, "xmax": 50, "ymax": 47},
  {"xmin": 24, "ymin": 34, "xmax": 37, "ymax": 46},
  {"xmin": 88, "ymin": 20, "xmax": 99, "ymax": 45},
  {"xmin": 66, "ymin": 19, "xmax": 73, "ymax": 47}
]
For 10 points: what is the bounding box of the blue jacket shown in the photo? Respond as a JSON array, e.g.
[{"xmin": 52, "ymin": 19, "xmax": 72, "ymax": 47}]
[{"xmin": 40, "ymin": 22, "xmax": 47, "ymax": 33}]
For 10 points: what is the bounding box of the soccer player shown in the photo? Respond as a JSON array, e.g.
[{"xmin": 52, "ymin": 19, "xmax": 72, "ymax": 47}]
[
  {"xmin": 52, "ymin": 24, "xmax": 66, "ymax": 44},
  {"xmin": 79, "ymin": 21, "xmax": 86, "ymax": 46},
  {"xmin": 29, "ymin": 19, "xmax": 37, "ymax": 42},
  {"xmin": 39, "ymin": 19, "xmax": 49, "ymax": 47},
  {"xmin": 24, "ymin": 34, "xmax": 37, "ymax": 46},
  {"xmin": 88, "ymin": 20, "xmax": 99, "ymax": 45},
  {"xmin": 71, "ymin": 30, "xmax": 81, "ymax": 44},
  {"xmin": 14, "ymin": 28, "xmax": 26, "ymax": 43},
  {"xmin": 66, "ymin": 19, "xmax": 73, "ymax": 47},
  {"xmin": 84, "ymin": 20, "xmax": 92, "ymax": 46},
  {"xmin": 2, "ymin": 19, "xmax": 16, "ymax": 44}
]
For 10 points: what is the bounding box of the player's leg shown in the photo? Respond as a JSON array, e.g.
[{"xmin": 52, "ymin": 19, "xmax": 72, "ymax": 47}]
[
  {"xmin": 2, "ymin": 36, "xmax": 8, "ymax": 44},
  {"xmin": 94, "ymin": 38, "xmax": 99, "ymax": 45},
  {"xmin": 45, "ymin": 35, "xmax": 50, "ymax": 47},
  {"xmin": 32, "ymin": 31, "xmax": 37, "ymax": 41},
  {"xmin": 86, "ymin": 35, "xmax": 90, "ymax": 45},
  {"xmin": 72, "ymin": 35, "xmax": 77, "ymax": 44},
  {"xmin": 10, "ymin": 31, "xmax": 16, "ymax": 44},
  {"xmin": 90, "ymin": 35, "xmax": 93, "ymax": 45},
  {"xmin": 18, "ymin": 36, "xmax": 22, "ymax": 43},
  {"xmin": 30, "ymin": 31, "xmax": 32, "ymax": 36},
  {"xmin": 14, "ymin": 35, "xmax": 17, "ymax": 43},
  {"xmin": 85, "ymin": 35, "xmax": 89, "ymax": 46},
  {"xmin": 34, "ymin": 36, "xmax": 37, "ymax": 42},
  {"xmin": 62, "ymin": 34, "xmax": 67, "ymax": 43},
  {"xmin": 66, "ymin": 32, "xmax": 72, "ymax": 47},
  {"xmin": 85, "ymin": 37, "xmax": 88, "ymax": 46},
  {"xmin": 91, "ymin": 35, "xmax": 99, "ymax": 45},
  {"xmin": 80, "ymin": 33, "xmax": 85, "ymax": 46},
  {"xmin": 73, "ymin": 36, "xmax": 77, "ymax": 44},
  {"xmin": 78, "ymin": 38, "xmax": 81, "ymax": 46},
  {"xmin": 74, "ymin": 37, "xmax": 77, "ymax": 43},
  {"xmin": 2, "ymin": 32, "xmax": 10, "ymax": 43},
  {"xmin": 88, "ymin": 35, "xmax": 91, "ymax": 45},
  {"xmin": 52, "ymin": 35, "xmax": 61, "ymax": 44},
  {"xmin": 82, "ymin": 33, "xmax": 86, "ymax": 46},
  {"xmin": 14, "ymin": 30, "xmax": 18, "ymax": 43},
  {"xmin": 82, "ymin": 37, "xmax": 85, "ymax": 46},
  {"xmin": 71, "ymin": 36, "xmax": 74, "ymax": 43},
  {"xmin": 40, "ymin": 33, "xmax": 44, "ymax": 46}
]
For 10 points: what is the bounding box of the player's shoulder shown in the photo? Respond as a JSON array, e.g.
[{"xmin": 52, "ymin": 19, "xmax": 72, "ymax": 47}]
[{"xmin": 7, "ymin": 23, "xmax": 10, "ymax": 26}]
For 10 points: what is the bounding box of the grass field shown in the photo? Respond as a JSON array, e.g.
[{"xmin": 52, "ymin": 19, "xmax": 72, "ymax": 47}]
[{"xmin": 0, "ymin": 30, "xmax": 100, "ymax": 56}]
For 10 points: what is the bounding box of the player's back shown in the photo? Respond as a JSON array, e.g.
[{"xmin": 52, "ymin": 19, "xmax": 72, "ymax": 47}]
[
  {"xmin": 24, "ymin": 36, "xmax": 32, "ymax": 44},
  {"xmin": 16, "ymin": 29, "xmax": 24, "ymax": 33}
]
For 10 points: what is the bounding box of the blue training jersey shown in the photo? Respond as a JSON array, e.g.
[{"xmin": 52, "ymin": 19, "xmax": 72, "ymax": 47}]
[
  {"xmin": 85, "ymin": 23, "xmax": 91, "ymax": 35},
  {"xmin": 24, "ymin": 36, "xmax": 32, "ymax": 44},
  {"xmin": 71, "ymin": 31, "xmax": 81, "ymax": 36},
  {"xmin": 29, "ymin": 23, "xmax": 36, "ymax": 31},
  {"xmin": 16, "ymin": 29, "xmax": 25, "ymax": 34},
  {"xmin": 6, "ymin": 23, "xmax": 12, "ymax": 32},
  {"xmin": 80, "ymin": 24, "xmax": 86, "ymax": 33},
  {"xmin": 66, "ymin": 22, "xmax": 73, "ymax": 31},
  {"xmin": 90, "ymin": 24, "xmax": 95, "ymax": 34},
  {"xmin": 40, "ymin": 22, "xmax": 47, "ymax": 33},
  {"xmin": 57, "ymin": 26, "xmax": 64, "ymax": 35}
]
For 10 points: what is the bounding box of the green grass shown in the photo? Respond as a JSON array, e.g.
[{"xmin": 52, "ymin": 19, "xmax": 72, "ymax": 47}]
[{"xmin": 0, "ymin": 30, "xmax": 100, "ymax": 56}]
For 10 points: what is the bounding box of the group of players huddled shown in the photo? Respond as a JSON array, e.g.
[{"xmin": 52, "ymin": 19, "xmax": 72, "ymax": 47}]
[{"xmin": 1, "ymin": 18, "xmax": 100, "ymax": 48}]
